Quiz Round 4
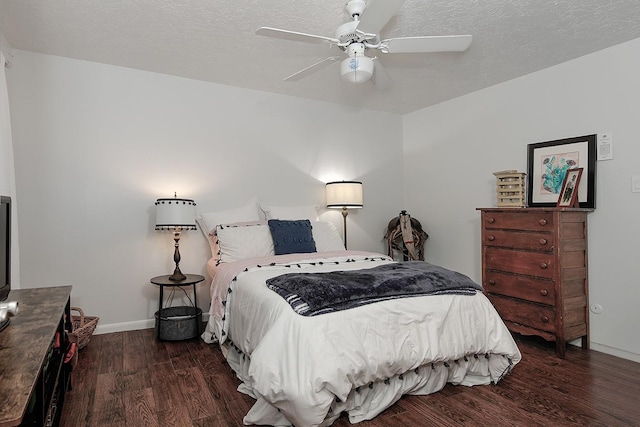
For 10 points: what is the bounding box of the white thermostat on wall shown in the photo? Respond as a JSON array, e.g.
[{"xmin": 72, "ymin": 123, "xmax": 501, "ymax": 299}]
[{"xmin": 597, "ymin": 132, "xmax": 613, "ymax": 160}]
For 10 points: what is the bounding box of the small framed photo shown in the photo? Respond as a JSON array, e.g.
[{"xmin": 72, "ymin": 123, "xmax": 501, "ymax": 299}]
[{"xmin": 557, "ymin": 168, "xmax": 583, "ymax": 207}]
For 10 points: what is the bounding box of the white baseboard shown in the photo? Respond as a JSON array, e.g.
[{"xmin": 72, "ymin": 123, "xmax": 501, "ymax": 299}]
[
  {"xmin": 94, "ymin": 319, "xmax": 154, "ymax": 335},
  {"xmin": 94, "ymin": 313, "xmax": 210, "ymax": 335},
  {"xmin": 590, "ymin": 342, "xmax": 640, "ymax": 363}
]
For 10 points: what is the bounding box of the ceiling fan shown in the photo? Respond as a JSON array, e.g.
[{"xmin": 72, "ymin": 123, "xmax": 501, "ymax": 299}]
[{"xmin": 256, "ymin": 0, "xmax": 472, "ymax": 87}]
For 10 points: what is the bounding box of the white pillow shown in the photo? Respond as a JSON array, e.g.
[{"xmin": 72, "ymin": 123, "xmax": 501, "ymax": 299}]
[
  {"xmin": 215, "ymin": 222, "xmax": 275, "ymax": 263},
  {"xmin": 311, "ymin": 221, "xmax": 345, "ymax": 252},
  {"xmin": 197, "ymin": 197, "xmax": 261, "ymax": 236},
  {"xmin": 262, "ymin": 204, "xmax": 319, "ymax": 221}
]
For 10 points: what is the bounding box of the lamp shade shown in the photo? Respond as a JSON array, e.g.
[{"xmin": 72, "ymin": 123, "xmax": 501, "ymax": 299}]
[
  {"xmin": 155, "ymin": 197, "xmax": 197, "ymax": 231},
  {"xmin": 326, "ymin": 181, "xmax": 364, "ymax": 209}
]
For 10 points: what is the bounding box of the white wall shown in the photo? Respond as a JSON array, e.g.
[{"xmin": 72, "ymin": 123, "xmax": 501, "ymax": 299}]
[
  {"xmin": 6, "ymin": 50, "xmax": 403, "ymax": 332},
  {"xmin": 0, "ymin": 30, "xmax": 20, "ymax": 290},
  {"xmin": 403, "ymin": 37, "xmax": 640, "ymax": 362}
]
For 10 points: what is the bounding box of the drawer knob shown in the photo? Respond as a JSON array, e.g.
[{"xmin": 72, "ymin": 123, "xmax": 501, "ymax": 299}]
[
  {"xmin": 539, "ymin": 219, "xmax": 547, "ymax": 226},
  {"xmin": 488, "ymin": 280, "xmax": 496, "ymax": 286},
  {"xmin": 540, "ymin": 289, "xmax": 549, "ymax": 296},
  {"xmin": 487, "ymin": 217, "xmax": 495, "ymax": 224},
  {"xmin": 540, "ymin": 262, "xmax": 548, "ymax": 269},
  {"xmin": 488, "ymin": 235, "xmax": 495, "ymax": 241},
  {"xmin": 539, "ymin": 239, "xmax": 547, "ymax": 245},
  {"xmin": 541, "ymin": 315, "xmax": 549, "ymax": 323}
]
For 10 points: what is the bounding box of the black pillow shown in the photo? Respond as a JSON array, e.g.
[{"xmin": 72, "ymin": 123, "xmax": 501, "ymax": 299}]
[{"xmin": 268, "ymin": 219, "xmax": 317, "ymax": 255}]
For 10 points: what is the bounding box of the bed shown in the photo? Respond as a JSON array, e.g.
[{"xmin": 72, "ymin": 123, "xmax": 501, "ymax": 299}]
[{"xmin": 198, "ymin": 202, "xmax": 521, "ymax": 427}]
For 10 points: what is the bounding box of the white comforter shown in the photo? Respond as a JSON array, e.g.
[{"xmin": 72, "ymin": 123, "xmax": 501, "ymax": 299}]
[{"xmin": 202, "ymin": 251, "xmax": 521, "ymax": 427}]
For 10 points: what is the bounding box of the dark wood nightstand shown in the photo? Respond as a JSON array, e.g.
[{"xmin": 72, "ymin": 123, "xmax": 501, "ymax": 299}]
[{"xmin": 150, "ymin": 274, "xmax": 205, "ymax": 341}]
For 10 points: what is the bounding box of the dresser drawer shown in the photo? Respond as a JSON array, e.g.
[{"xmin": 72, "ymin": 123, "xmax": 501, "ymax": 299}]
[
  {"xmin": 483, "ymin": 230, "xmax": 553, "ymax": 251},
  {"xmin": 483, "ymin": 211, "xmax": 554, "ymax": 231},
  {"xmin": 487, "ymin": 295, "xmax": 556, "ymax": 333},
  {"xmin": 485, "ymin": 247, "xmax": 554, "ymax": 278},
  {"xmin": 484, "ymin": 271, "xmax": 555, "ymax": 305}
]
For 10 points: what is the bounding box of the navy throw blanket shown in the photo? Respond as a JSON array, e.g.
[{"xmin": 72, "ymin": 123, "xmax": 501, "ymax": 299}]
[{"xmin": 266, "ymin": 261, "xmax": 482, "ymax": 316}]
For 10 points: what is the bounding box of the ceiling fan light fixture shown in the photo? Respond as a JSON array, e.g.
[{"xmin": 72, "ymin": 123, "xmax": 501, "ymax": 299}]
[
  {"xmin": 341, "ymin": 43, "xmax": 373, "ymax": 84},
  {"xmin": 340, "ymin": 55, "xmax": 373, "ymax": 84}
]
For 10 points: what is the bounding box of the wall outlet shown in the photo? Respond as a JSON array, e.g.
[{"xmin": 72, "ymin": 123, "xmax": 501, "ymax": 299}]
[{"xmin": 590, "ymin": 303, "xmax": 603, "ymax": 314}]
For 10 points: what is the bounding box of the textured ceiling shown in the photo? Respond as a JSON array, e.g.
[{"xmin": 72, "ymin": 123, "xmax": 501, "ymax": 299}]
[{"xmin": 2, "ymin": 0, "xmax": 640, "ymax": 114}]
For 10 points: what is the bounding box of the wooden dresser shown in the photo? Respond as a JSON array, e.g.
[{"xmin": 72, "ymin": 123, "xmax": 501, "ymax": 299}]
[{"xmin": 477, "ymin": 208, "xmax": 590, "ymax": 358}]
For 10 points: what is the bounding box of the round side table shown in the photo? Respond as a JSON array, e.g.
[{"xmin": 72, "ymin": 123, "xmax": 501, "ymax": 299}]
[{"xmin": 150, "ymin": 274, "xmax": 205, "ymax": 341}]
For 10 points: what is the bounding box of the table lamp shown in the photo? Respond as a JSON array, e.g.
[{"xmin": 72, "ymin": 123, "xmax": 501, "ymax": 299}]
[{"xmin": 155, "ymin": 194, "xmax": 196, "ymax": 281}]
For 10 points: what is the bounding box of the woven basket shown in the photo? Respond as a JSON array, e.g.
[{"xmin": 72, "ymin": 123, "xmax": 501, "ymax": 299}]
[{"xmin": 69, "ymin": 306, "xmax": 99, "ymax": 349}]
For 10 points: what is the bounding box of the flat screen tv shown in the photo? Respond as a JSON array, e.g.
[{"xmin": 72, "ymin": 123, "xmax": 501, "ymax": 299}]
[{"xmin": 0, "ymin": 195, "xmax": 10, "ymax": 301}]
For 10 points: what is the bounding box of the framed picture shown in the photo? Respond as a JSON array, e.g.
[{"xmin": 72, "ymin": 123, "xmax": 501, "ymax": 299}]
[
  {"xmin": 526, "ymin": 134, "xmax": 596, "ymax": 208},
  {"xmin": 557, "ymin": 168, "xmax": 583, "ymax": 207}
]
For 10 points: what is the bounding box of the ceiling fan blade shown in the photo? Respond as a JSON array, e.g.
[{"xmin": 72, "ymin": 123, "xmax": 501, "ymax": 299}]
[
  {"xmin": 357, "ymin": 0, "xmax": 405, "ymax": 35},
  {"xmin": 256, "ymin": 27, "xmax": 339, "ymax": 45},
  {"xmin": 383, "ymin": 35, "xmax": 472, "ymax": 53},
  {"xmin": 371, "ymin": 57, "xmax": 392, "ymax": 89},
  {"xmin": 284, "ymin": 56, "xmax": 341, "ymax": 81}
]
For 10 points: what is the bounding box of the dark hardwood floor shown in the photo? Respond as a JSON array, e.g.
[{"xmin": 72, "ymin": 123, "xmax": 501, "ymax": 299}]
[{"xmin": 60, "ymin": 328, "xmax": 640, "ymax": 426}]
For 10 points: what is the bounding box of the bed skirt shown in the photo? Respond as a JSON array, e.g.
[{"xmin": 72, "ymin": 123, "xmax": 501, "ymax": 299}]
[{"xmin": 214, "ymin": 337, "xmax": 514, "ymax": 427}]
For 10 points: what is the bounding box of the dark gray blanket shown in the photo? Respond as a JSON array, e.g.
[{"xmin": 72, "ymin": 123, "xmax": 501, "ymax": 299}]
[{"xmin": 266, "ymin": 261, "xmax": 482, "ymax": 316}]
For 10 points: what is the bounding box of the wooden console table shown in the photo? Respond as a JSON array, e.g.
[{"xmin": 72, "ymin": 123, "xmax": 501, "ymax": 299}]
[{"xmin": 0, "ymin": 286, "xmax": 73, "ymax": 427}]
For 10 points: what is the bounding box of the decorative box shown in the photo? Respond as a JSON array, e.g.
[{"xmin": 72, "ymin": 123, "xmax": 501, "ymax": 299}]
[{"xmin": 493, "ymin": 170, "xmax": 526, "ymax": 207}]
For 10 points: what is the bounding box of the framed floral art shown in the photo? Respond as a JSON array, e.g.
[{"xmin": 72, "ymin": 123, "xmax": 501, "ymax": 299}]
[{"xmin": 526, "ymin": 135, "xmax": 596, "ymax": 208}]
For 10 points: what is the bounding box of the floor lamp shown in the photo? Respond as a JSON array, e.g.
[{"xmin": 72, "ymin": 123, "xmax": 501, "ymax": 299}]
[
  {"xmin": 155, "ymin": 194, "xmax": 197, "ymax": 281},
  {"xmin": 326, "ymin": 181, "xmax": 363, "ymax": 250}
]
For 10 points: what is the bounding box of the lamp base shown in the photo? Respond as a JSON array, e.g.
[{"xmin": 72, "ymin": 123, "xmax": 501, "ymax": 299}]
[
  {"xmin": 169, "ymin": 229, "xmax": 186, "ymax": 281},
  {"xmin": 342, "ymin": 207, "xmax": 348, "ymax": 250},
  {"xmin": 168, "ymin": 268, "xmax": 186, "ymax": 282}
]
